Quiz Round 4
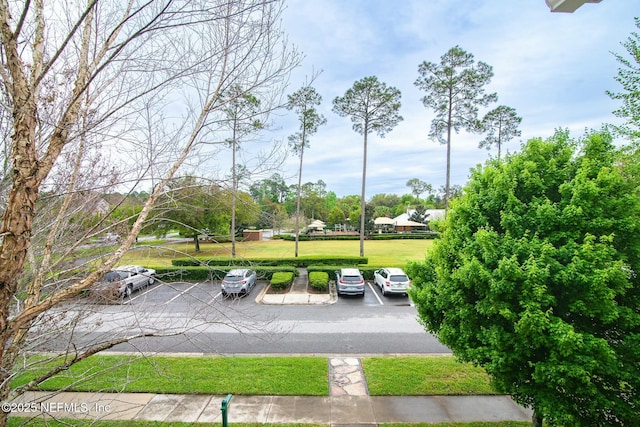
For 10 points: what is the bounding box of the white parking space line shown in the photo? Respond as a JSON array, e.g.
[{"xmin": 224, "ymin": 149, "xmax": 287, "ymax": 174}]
[
  {"xmin": 368, "ymin": 282, "xmax": 384, "ymax": 305},
  {"xmin": 167, "ymin": 282, "xmax": 201, "ymax": 303},
  {"xmin": 208, "ymin": 291, "xmax": 223, "ymax": 305}
]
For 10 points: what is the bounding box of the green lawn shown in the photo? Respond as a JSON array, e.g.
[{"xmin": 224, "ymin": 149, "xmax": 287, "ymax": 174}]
[
  {"xmin": 12, "ymin": 356, "xmax": 329, "ymax": 396},
  {"xmin": 363, "ymin": 356, "xmax": 496, "ymax": 395},
  {"xmin": 119, "ymin": 239, "xmax": 434, "ymax": 267},
  {"xmin": 13, "ymin": 355, "xmax": 495, "ymax": 397}
]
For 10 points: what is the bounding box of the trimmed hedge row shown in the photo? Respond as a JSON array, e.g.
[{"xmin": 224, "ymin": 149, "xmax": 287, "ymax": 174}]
[
  {"xmin": 372, "ymin": 232, "xmax": 438, "ymax": 240},
  {"xmin": 274, "ymin": 233, "xmax": 439, "ymax": 241},
  {"xmin": 154, "ymin": 266, "xmax": 297, "ymax": 282},
  {"xmin": 171, "ymin": 256, "xmax": 368, "ymax": 267},
  {"xmin": 270, "ymin": 272, "xmax": 294, "ymax": 290}
]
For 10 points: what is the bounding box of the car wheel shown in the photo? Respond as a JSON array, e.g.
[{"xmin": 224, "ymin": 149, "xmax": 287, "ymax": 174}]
[
  {"xmin": 381, "ymin": 286, "xmax": 387, "ymax": 296},
  {"xmin": 148, "ymin": 276, "xmax": 155, "ymax": 286},
  {"xmin": 124, "ymin": 285, "xmax": 132, "ymax": 297}
]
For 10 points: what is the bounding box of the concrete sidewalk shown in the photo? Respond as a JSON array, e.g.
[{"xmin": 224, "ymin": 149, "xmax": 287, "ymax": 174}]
[{"xmin": 9, "ymin": 391, "xmax": 532, "ymax": 424}]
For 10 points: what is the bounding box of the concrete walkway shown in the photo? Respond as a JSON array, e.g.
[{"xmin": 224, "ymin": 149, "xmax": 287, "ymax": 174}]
[{"xmin": 9, "ymin": 390, "xmax": 532, "ymax": 424}]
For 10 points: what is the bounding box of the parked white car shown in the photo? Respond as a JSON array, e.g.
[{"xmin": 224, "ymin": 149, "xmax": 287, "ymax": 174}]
[
  {"xmin": 91, "ymin": 265, "xmax": 156, "ymax": 302},
  {"xmin": 373, "ymin": 267, "xmax": 411, "ymax": 296}
]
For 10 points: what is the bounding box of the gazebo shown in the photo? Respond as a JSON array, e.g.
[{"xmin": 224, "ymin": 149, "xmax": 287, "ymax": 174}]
[
  {"xmin": 307, "ymin": 219, "xmax": 326, "ymax": 231},
  {"xmin": 374, "ymin": 216, "xmax": 395, "ymax": 233}
]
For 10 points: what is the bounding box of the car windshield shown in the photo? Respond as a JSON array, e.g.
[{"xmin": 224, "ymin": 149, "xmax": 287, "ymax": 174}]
[
  {"xmin": 342, "ymin": 275, "xmax": 362, "ymax": 283},
  {"xmin": 390, "ymin": 275, "xmax": 409, "ymax": 282}
]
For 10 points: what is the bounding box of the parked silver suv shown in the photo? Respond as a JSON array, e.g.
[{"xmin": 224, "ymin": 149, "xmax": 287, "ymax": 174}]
[{"xmin": 335, "ymin": 268, "xmax": 365, "ymax": 296}]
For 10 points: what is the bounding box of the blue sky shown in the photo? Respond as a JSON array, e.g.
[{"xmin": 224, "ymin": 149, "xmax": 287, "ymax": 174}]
[{"xmin": 264, "ymin": 0, "xmax": 638, "ymax": 198}]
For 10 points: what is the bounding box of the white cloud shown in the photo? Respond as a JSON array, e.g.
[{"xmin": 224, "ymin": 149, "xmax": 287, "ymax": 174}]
[{"xmin": 250, "ymin": 0, "xmax": 639, "ymax": 197}]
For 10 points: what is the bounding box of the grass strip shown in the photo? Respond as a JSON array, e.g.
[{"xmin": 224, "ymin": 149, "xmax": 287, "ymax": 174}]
[
  {"xmin": 363, "ymin": 356, "xmax": 497, "ymax": 395},
  {"xmin": 12, "ymin": 356, "xmax": 328, "ymax": 396},
  {"xmin": 13, "ymin": 355, "xmax": 497, "ymax": 397}
]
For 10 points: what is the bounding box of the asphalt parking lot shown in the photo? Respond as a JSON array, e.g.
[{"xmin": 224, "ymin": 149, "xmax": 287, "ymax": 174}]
[{"xmin": 117, "ymin": 279, "xmax": 412, "ymax": 308}]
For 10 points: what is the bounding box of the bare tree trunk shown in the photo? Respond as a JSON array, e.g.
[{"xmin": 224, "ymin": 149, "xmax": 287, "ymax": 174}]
[
  {"xmin": 360, "ymin": 123, "xmax": 368, "ymax": 257},
  {"xmin": 294, "ymin": 136, "xmax": 305, "ymax": 257},
  {"xmin": 445, "ymin": 92, "xmax": 453, "ymax": 215},
  {"xmin": 231, "ymin": 135, "xmax": 237, "ymax": 258}
]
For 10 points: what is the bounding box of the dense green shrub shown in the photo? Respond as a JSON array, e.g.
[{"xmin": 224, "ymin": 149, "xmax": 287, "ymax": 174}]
[
  {"xmin": 308, "ymin": 272, "xmax": 329, "ymax": 291},
  {"xmin": 270, "ymin": 272, "xmax": 294, "ymax": 290}
]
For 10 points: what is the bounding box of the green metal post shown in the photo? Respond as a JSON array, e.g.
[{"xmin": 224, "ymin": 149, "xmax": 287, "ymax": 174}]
[{"xmin": 221, "ymin": 394, "xmax": 233, "ymax": 427}]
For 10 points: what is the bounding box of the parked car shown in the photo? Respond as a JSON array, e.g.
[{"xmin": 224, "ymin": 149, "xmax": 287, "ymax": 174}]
[
  {"xmin": 91, "ymin": 265, "xmax": 156, "ymax": 302},
  {"xmin": 221, "ymin": 269, "xmax": 257, "ymax": 297},
  {"xmin": 335, "ymin": 268, "xmax": 365, "ymax": 296},
  {"xmin": 373, "ymin": 267, "xmax": 411, "ymax": 296}
]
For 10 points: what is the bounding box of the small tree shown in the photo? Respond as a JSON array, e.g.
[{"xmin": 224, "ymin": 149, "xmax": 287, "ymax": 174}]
[
  {"xmin": 607, "ymin": 17, "xmax": 640, "ymax": 140},
  {"xmin": 406, "ymin": 178, "xmax": 433, "ymax": 200},
  {"xmin": 479, "ymin": 105, "xmax": 522, "ymax": 160},
  {"xmin": 415, "ymin": 46, "xmax": 497, "ymax": 212},
  {"xmin": 286, "ymin": 84, "xmax": 326, "ymax": 257},
  {"xmin": 221, "ymin": 86, "xmax": 264, "ymax": 257},
  {"xmin": 332, "ymin": 76, "xmax": 403, "ymax": 256},
  {"xmin": 408, "ymin": 130, "xmax": 640, "ymax": 426}
]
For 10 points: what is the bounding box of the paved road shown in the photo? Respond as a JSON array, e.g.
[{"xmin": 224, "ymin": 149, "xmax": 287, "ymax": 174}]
[{"xmin": 43, "ymin": 280, "xmax": 450, "ymax": 355}]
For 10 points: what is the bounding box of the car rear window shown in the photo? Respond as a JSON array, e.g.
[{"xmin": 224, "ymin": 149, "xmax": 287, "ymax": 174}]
[
  {"xmin": 224, "ymin": 275, "xmax": 243, "ymax": 282},
  {"xmin": 390, "ymin": 275, "xmax": 409, "ymax": 282},
  {"xmin": 342, "ymin": 275, "xmax": 362, "ymax": 283},
  {"xmin": 102, "ymin": 271, "xmax": 124, "ymax": 282}
]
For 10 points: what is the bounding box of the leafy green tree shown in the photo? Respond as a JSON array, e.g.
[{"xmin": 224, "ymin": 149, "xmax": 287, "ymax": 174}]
[
  {"xmin": 249, "ymin": 173, "xmax": 289, "ymax": 204},
  {"xmin": 607, "ymin": 17, "xmax": 640, "ymax": 140},
  {"xmin": 299, "ymin": 180, "xmax": 329, "ymax": 221},
  {"xmin": 408, "ymin": 130, "xmax": 640, "ymax": 426},
  {"xmin": 222, "ymin": 85, "xmax": 263, "ymax": 257},
  {"xmin": 333, "ymin": 76, "xmax": 403, "ymax": 256},
  {"xmin": 327, "ymin": 206, "xmax": 346, "ymax": 227},
  {"xmin": 287, "ymin": 84, "xmax": 327, "ymax": 256},
  {"xmin": 373, "ymin": 205, "xmax": 392, "ymax": 219},
  {"xmin": 406, "ymin": 178, "xmax": 433, "ymax": 200},
  {"xmin": 415, "ymin": 46, "xmax": 496, "ymax": 212},
  {"xmin": 147, "ymin": 177, "xmax": 228, "ymax": 252},
  {"xmin": 479, "ymin": 105, "xmax": 522, "ymax": 160},
  {"xmin": 408, "ymin": 204, "xmax": 429, "ymax": 224}
]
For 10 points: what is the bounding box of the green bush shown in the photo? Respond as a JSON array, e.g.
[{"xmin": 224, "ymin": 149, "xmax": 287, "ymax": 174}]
[
  {"xmin": 309, "ymin": 271, "xmax": 329, "ymax": 291},
  {"xmin": 270, "ymin": 272, "xmax": 294, "ymax": 290}
]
